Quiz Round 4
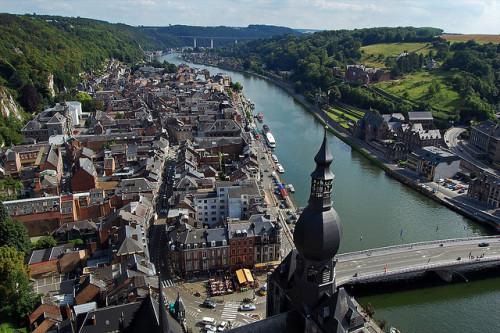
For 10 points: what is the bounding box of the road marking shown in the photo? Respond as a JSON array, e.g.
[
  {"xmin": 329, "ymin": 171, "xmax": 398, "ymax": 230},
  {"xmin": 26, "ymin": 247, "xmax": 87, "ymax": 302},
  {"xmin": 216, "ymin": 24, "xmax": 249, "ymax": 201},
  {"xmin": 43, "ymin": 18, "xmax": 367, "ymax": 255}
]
[{"xmin": 221, "ymin": 301, "xmax": 240, "ymax": 321}]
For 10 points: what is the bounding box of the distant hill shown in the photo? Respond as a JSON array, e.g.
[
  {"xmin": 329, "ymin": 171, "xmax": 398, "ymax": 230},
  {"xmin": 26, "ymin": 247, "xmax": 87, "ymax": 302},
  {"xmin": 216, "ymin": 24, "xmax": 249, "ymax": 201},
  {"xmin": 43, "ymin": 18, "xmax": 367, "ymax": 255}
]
[
  {"xmin": 140, "ymin": 24, "xmax": 300, "ymax": 48},
  {"xmin": 0, "ymin": 13, "xmax": 157, "ymax": 137}
]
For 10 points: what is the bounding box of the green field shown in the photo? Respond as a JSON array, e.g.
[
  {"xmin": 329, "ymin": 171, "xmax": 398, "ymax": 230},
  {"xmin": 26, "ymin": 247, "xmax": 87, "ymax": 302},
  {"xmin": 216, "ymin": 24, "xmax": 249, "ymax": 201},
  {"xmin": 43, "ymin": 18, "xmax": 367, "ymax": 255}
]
[
  {"xmin": 360, "ymin": 42, "xmax": 432, "ymax": 68},
  {"xmin": 325, "ymin": 105, "xmax": 364, "ymax": 128},
  {"xmin": 375, "ymin": 70, "xmax": 460, "ymax": 119}
]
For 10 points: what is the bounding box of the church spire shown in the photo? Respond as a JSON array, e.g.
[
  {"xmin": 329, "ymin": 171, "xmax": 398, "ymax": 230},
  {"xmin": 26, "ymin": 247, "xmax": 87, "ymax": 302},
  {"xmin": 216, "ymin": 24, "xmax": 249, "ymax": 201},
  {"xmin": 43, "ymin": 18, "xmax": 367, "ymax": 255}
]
[{"xmin": 309, "ymin": 127, "xmax": 335, "ymax": 210}]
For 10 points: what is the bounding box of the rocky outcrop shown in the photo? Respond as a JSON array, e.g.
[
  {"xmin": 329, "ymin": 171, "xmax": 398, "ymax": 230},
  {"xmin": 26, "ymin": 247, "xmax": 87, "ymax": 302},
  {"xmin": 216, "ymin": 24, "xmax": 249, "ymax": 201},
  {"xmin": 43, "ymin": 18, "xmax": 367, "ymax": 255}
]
[
  {"xmin": 0, "ymin": 86, "xmax": 23, "ymax": 120},
  {"xmin": 47, "ymin": 73, "xmax": 55, "ymax": 97}
]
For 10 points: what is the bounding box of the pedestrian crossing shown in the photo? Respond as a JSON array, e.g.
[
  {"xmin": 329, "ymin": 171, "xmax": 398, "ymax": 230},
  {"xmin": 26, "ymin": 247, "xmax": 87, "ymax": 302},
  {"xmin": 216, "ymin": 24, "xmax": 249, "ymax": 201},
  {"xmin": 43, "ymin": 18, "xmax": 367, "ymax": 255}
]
[
  {"xmin": 221, "ymin": 301, "xmax": 239, "ymax": 321},
  {"xmin": 185, "ymin": 309, "xmax": 200, "ymax": 319},
  {"xmin": 161, "ymin": 279, "xmax": 175, "ymax": 288}
]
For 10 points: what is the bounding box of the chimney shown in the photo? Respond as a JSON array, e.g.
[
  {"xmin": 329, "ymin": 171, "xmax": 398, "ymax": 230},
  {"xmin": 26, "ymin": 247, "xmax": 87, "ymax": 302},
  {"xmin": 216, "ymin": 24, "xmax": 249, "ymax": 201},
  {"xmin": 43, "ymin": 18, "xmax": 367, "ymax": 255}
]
[
  {"xmin": 92, "ymin": 314, "xmax": 96, "ymax": 326},
  {"xmin": 64, "ymin": 304, "xmax": 71, "ymax": 319}
]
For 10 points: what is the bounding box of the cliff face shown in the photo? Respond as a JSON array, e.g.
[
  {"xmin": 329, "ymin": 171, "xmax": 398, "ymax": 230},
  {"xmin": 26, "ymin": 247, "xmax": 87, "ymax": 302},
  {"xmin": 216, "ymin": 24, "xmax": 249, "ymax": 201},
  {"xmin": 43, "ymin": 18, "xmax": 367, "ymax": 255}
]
[
  {"xmin": 0, "ymin": 86, "xmax": 23, "ymax": 120},
  {"xmin": 47, "ymin": 73, "xmax": 55, "ymax": 97}
]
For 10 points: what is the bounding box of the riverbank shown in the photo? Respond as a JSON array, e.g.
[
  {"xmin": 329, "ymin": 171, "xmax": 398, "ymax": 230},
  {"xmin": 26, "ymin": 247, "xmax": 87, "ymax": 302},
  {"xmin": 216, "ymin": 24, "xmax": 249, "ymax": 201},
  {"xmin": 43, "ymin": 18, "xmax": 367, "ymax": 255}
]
[{"xmin": 210, "ymin": 62, "xmax": 500, "ymax": 233}]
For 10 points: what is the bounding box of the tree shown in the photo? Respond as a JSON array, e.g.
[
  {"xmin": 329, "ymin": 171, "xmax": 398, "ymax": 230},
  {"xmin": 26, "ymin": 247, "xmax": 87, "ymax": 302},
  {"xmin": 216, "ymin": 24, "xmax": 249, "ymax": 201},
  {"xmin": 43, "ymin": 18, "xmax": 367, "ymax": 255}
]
[
  {"xmin": 19, "ymin": 83, "xmax": 40, "ymax": 113},
  {"xmin": 231, "ymin": 82, "xmax": 243, "ymax": 92},
  {"xmin": 0, "ymin": 245, "xmax": 29, "ymax": 281},
  {"xmin": 32, "ymin": 236, "xmax": 57, "ymax": 250},
  {"xmin": 1, "ymin": 270, "xmax": 37, "ymax": 319},
  {"xmin": 243, "ymin": 59, "xmax": 252, "ymax": 70},
  {"xmin": 115, "ymin": 112, "xmax": 124, "ymax": 119},
  {"xmin": 0, "ymin": 202, "xmax": 9, "ymax": 223},
  {"xmin": 0, "ymin": 218, "xmax": 31, "ymax": 255},
  {"xmin": 0, "ymin": 246, "xmax": 36, "ymax": 321}
]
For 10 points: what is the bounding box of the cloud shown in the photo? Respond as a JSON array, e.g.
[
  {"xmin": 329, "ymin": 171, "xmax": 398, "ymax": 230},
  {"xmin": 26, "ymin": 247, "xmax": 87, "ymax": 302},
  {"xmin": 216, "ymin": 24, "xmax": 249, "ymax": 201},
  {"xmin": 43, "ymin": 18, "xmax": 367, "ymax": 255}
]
[{"xmin": 1, "ymin": 0, "xmax": 499, "ymax": 33}]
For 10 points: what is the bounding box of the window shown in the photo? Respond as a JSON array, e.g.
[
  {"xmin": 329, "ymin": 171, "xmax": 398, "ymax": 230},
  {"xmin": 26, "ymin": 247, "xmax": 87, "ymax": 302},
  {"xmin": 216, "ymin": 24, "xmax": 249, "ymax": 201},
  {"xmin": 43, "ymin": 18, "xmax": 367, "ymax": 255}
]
[
  {"xmin": 231, "ymin": 249, "xmax": 236, "ymax": 255},
  {"xmin": 243, "ymin": 240, "xmax": 247, "ymax": 245},
  {"xmin": 248, "ymin": 240, "xmax": 253, "ymax": 245},
  {"xmin": 238, "ymin": 240, "xmax": 241, "ymax": 246},
  {"xmin": 243, "ymin": 248, "xmax": 247, "ymax": 254}
]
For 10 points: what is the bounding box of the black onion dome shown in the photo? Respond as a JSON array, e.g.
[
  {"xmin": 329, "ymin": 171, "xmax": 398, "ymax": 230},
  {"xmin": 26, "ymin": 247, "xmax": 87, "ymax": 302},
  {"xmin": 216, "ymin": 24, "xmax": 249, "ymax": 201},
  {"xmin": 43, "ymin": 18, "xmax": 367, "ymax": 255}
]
[{"xmin": 293, "ymin": 206, "xmax": 342, "ymax": 261}]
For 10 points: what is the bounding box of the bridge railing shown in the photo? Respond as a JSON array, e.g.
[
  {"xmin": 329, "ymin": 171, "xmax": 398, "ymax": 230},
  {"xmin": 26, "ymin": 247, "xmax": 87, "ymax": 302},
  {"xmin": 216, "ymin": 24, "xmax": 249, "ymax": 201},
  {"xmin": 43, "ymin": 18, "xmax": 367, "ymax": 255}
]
[
  {"xmin": 336, "ymin": 235, "xmax": 500, "ymax": 261},
  {"xmin": 336, "ymin": 255, "xmax": 500, "ymax": 287}
]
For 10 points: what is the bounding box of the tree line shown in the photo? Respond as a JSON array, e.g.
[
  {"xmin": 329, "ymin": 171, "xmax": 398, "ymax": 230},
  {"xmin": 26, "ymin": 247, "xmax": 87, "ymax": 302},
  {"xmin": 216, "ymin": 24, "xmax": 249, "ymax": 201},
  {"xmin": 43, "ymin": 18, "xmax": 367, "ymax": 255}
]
[{"xmin": 214, "ymin": 26, "xmax": 500, "ymax": 124}]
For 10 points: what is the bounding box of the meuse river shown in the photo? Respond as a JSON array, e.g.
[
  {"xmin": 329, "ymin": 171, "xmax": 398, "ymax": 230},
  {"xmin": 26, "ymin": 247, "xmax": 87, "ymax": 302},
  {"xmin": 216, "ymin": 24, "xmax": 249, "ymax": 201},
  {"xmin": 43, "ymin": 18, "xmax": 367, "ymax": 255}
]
[{"xmin": 159, "ymin": 53, "xmax": 500, "ymax": 332}]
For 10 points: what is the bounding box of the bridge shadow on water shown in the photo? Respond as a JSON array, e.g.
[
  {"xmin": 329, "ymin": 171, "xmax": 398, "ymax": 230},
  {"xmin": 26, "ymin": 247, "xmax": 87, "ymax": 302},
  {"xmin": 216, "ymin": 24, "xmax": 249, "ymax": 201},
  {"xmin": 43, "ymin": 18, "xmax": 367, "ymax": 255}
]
[{"xmin": 344, "ymin": 263, "xmax": 500, "ymax": 298}]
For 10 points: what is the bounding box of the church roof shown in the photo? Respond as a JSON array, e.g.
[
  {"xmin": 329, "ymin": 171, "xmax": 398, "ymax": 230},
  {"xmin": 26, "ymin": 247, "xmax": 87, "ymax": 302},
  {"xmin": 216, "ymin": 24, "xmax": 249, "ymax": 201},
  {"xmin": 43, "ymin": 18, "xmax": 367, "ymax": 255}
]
[{"xmin": 295, "ymin": 130, "xmax": 342, "ymax": 262}]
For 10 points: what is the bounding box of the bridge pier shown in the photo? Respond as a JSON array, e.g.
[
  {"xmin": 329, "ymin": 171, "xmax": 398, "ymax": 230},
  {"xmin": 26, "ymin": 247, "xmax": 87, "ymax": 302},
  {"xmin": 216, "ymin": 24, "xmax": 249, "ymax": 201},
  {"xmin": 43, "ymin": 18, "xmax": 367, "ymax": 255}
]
[
  {"xmin": 211, "ymin": 38, "xmax": 213, "ymax": 48},
  {"xmin": 434, "ymin": 269, "xmax": 454, "ymax": 282},
  {"xmin": 194, "ymin": 38, "xmax": 197, "ymax": 48}
]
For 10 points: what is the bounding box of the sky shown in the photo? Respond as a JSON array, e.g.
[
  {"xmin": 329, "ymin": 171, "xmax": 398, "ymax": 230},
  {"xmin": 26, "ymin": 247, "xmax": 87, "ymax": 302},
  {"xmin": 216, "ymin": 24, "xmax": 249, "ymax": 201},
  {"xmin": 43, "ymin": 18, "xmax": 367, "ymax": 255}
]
[{"xmin": 1, "ymin": 0, "xmax": 499, "ymax": 34}]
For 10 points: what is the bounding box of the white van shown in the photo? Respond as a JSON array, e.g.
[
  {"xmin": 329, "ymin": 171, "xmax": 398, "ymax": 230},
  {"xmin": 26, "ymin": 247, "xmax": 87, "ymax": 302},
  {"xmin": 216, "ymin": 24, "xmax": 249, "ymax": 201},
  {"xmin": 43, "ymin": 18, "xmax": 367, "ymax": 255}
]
[{"xmin": 202, "ymin": 317, "xmax": 217, "ymax": 326}]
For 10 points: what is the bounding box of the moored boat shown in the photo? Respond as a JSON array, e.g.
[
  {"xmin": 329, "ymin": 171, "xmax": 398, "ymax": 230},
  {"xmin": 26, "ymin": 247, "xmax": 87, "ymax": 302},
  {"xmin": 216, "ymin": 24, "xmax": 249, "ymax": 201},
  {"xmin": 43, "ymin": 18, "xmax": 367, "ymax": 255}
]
[
  {"xmin": 265, "ymin": 132, "xmax": 276, "ymax": 148},
  {"xmin": 276, "ymin": 163, "xmax": 285, "ymax": 173},
  {"xmin": 257, "ymin": 113, "xmax": 264, "ymax": 121}
]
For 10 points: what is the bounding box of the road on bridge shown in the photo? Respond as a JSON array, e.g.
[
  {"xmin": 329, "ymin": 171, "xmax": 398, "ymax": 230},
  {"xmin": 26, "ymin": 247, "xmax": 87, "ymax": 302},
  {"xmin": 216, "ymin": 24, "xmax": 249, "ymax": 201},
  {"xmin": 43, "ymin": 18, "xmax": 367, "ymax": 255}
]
[{"xmin": 335, "ymin": 237, "xmax": 500, "ymax": 285}]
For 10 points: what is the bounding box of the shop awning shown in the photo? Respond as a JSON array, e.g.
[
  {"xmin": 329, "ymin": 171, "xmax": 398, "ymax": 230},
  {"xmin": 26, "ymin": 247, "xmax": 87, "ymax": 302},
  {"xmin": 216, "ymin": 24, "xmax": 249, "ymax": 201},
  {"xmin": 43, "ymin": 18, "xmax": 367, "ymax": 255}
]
[
  {"xmin": 236, "ymin": 269, "xmax": 246, "ymax": 284},
  {"xmin": 243, "ymin": 268, "xmax": 254, "ymax": 283}
]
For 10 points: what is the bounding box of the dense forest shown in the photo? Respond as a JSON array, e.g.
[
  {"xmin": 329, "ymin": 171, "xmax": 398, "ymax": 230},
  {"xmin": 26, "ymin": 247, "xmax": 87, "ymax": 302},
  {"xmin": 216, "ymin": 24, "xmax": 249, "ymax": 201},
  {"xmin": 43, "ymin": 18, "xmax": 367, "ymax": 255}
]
[
  {"xmin": 216, "ymin": 27, "xmax": 500, "ymax": 124},
  {"xmin": 140, "ymin": 24, "xmax": 300, "ymax": 48},
  {"xmin": 0, "ymin": 13, "xmax": 157, "ymax": 135}
]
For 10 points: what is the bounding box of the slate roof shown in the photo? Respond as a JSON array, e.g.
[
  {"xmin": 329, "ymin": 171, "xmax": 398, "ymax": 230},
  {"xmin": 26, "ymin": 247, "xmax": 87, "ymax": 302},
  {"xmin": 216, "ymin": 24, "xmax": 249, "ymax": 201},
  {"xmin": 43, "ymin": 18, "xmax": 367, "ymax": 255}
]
[
  {"xmin": 79, "ymin": 158, "xmax": 97, "ymax": 176},
  {"xmin": 22, "ymin": 120, "xmax": 43, "ymax": 131},
  {"xmin": 408, "ymin": 111, "xmax": 433, "ymax": 121},
  {"xmin": 473, "ymin": 120, "xmax": 500, "ymax": 139},
  {"xmin": 114, "ymin": 225, "xmax": 145, "ymax": 256},
  {"xmin": 55, "ymin": 220, "xmax": 97, "ymax": 234},
  {"xmin": 29, "ymin": 243, "xmax": 75, "ymax": 265}
]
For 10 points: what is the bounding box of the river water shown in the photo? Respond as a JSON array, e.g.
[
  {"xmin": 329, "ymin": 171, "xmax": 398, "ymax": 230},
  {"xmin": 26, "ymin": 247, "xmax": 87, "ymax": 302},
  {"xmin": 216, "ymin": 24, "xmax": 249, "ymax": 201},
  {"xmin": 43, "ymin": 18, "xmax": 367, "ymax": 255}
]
[{"xmin": 159, "ymin": 53, "xmax": 500, "ymax": 332}]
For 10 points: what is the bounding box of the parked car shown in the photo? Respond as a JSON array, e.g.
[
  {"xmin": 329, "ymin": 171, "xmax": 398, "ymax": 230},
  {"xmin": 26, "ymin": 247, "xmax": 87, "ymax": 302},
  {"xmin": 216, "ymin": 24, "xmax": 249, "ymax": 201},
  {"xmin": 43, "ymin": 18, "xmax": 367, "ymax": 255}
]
[
  {"xmin": 478, "ymin": 242, "xmax": 489, "ymax": 247},
  {"xmin": 203, "ymin": 300, "xmax": 216, "ymax": 309},
  {"xmin": 239, "ymin": 304, "xmax": 256, "ymax": 311},
  {"xmin": 217, "ymin": 321, "xmax": 228, "ymax": 331},
  {"xmin": 204, "ymin": 324, "xmax": 217, "ymax": 332}
]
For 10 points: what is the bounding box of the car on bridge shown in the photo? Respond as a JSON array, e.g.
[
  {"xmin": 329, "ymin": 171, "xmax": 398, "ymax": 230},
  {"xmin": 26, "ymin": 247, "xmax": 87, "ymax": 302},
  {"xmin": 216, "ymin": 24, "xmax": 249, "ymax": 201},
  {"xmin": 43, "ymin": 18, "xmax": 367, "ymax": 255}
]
[{"xmin": 478, "ymin": 242, "xmax": 489, "ymax": 247}]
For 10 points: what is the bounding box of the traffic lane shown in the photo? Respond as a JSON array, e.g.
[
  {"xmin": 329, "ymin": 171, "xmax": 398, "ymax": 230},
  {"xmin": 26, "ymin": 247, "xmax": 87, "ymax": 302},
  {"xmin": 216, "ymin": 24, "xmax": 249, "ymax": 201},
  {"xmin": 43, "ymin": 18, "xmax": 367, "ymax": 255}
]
[{"xmin": 336, "ymin": 241, "xmax": 500, "ymax": 280}]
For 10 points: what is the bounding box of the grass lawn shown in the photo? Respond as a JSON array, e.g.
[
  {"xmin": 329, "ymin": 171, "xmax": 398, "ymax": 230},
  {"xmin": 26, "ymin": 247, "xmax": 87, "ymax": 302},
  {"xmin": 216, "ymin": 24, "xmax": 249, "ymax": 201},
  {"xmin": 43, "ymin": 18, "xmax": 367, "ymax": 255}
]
[
  {"xmin": 375, "ymin": 70, "xmax": 461, "ymax": 120},
  {"xmin": 360, "ymin": 42, "xmax": 432, "ymax": 68},
  {"xmin": 325, "ymin": 111, "xmax": 350, "ymax": 128},
  {"xmin": 329, "ymin": 108, "xmax": 359, "ymax": 121}
]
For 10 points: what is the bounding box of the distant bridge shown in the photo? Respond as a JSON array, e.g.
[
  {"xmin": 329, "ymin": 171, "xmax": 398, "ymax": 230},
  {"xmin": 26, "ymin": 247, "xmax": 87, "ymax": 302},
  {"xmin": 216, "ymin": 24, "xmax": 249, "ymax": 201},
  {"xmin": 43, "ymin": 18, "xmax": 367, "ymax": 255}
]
[
  {"xmin": 335, "ymin": 236, "xmax": 500, "ymax": 286},
  {"xmin": 176, "ymin": 35, "xmax": 254, "ymax": 48}
]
